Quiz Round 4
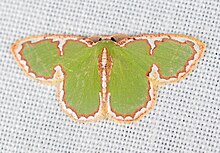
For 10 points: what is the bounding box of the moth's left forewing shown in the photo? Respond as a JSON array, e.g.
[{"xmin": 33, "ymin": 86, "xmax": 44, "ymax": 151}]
[{"xmin": 143, "ymin": 34, "xmax": 205, "ymax": 84}]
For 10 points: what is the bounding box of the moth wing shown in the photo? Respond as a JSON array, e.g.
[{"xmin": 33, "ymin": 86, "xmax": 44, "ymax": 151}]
[
  {"xmin": 11, "ymin": 35, "xmax": 103, "ymax": 122},
  {"xmin": 107, "ymin": 34, "xmax": 205, "ymax": 122}
]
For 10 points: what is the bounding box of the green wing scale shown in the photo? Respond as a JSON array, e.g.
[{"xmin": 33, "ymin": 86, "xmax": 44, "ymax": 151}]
[{"xmin": 11, "ymin": 34, "xmax": 205, "ymax": 122}]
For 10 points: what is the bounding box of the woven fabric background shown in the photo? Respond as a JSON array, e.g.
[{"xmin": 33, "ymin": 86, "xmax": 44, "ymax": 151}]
[{"xmin": 0, "ymin": 0, "xmax": 219, "ymax": 153}]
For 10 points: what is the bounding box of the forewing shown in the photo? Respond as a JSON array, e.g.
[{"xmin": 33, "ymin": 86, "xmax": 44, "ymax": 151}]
[{"xmin": 147, "ymin": 34, "xmax": 205, "ymax": 83}]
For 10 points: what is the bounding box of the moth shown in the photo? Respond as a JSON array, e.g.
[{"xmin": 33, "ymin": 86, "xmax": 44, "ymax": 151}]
[{"xmin": 11, "ymin": 34, "xmax": 205, "ymax": 123}]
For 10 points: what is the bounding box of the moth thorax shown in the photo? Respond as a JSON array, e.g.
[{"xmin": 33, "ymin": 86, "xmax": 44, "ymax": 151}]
[{"xmin": 98, "ymin": 47, "xmax": 112, "ymax": 103}]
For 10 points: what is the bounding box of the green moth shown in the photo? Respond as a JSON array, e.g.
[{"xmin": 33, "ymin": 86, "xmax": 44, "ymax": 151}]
[{"xmin": 11, "ymin": 34, "xmax": 205, "ymax": 123}]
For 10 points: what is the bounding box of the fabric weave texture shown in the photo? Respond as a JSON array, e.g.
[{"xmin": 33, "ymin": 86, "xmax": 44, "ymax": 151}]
[{"xmin": 0, "ymin": 0, "xmax": 219, "ymax": 153}]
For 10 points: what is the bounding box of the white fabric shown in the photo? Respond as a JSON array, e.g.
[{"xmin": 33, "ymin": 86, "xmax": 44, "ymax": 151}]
[{"xmin": 0, "ymin": 0, "xmax": 219, "ymax": 152}]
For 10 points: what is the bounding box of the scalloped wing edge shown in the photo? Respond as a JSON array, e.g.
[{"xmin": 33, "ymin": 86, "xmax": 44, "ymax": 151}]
[{"xmin": 11, "ymin": 34, "xmax": 205, "ymax": 123}]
